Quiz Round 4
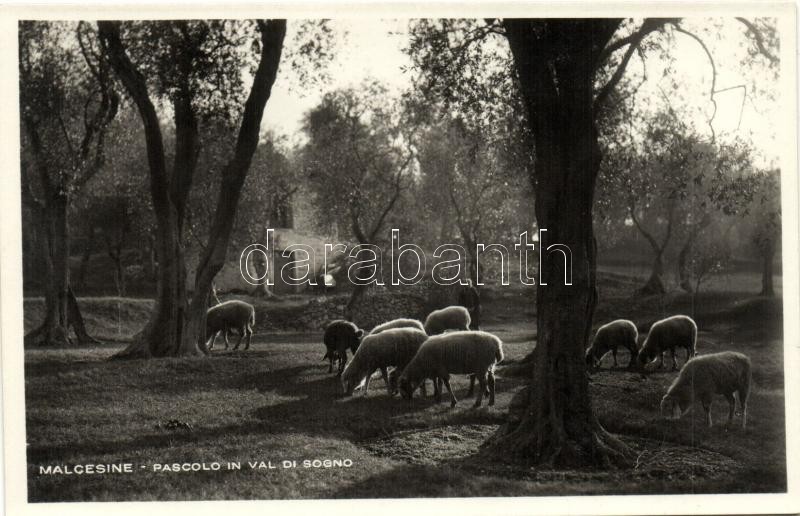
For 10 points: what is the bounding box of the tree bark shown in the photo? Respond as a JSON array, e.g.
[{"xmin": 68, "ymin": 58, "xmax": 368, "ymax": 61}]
[
  {"xmin": 101, "ymin": 20, "xmax": 285, "ymax": 358},
  {"xmin": 25, "ymin": 189, "xmax": 98, "ymax": 346},
  {"xmin": 486, "ymin": 19, "xmax": 631, "ymax": 468},
  {"xmin": 179, "ymin": 20, "xmax": 287, "ymax": 356},
  {"xmin": 100, "ymin": 21, "xmax": 193, "ymax": 358}
]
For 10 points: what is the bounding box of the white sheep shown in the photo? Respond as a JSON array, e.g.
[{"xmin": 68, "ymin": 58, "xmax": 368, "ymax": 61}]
[
  {"xmin": 398, "ymin": 330, "xmax": 504, "ymax": 408},
  {"xmin": 638, "ymin": 314, "xmax": 697, "ymax": 371},
  {"xmin": 369, "ymin": 318, "xmax": 425, "ymax": 335},
  {"xmin": 661, "ymin": 351, "xmax": 751, "ymax": 429},
  {"xmin": 585, "ymin": 319, "xmax": 639, "ymax": 369},
  {"xmin": 206, "ymin": 300, "xmax": 255, "ymax": 351},
  {"xmin": 423, "ymin": 305, "xmax": 471, "ymax": 336},
  {"xmin": 341, "ymin": 327, "xmax": 429, "ymax": 396}
]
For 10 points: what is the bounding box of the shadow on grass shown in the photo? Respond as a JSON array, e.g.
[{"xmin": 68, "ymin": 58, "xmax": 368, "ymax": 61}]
[{"xmin": 27, "ymin": 357, "xmax": 516, "ymax": 466}]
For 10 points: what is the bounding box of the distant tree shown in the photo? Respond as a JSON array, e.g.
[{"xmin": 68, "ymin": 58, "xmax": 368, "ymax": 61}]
[
  {"xmin": 301, "ymin": 83, "xmax": 416, "ymax": 317},
  {"xmin": 685, "ymin": 222, "xmax": 734, "ymax": 303},
  {"xmin": 599, "ymin": 111, "xmax": 756, "ymax": 295},
  {"xmin": 19, "ymin": 21, "xmax": 119, "ymax": 346},
  {"xmin": 236, "ymin": 135, "xmax": 296, "ymax": 298},
  {"xmin": 749, "ymin": 170, "xmax": 781, "ymax": 297},
  {"xmin": 416, "ymin": 115, "xmax": 530, "ymax": 282}
]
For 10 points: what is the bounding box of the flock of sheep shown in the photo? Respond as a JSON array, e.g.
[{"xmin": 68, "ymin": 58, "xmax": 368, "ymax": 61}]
[
  {"xmin": 204, "ymin": 299, "xmax": 752, "ymax": 427},
  {"xmin": 587, "ymin": 315, "xmax": 751, "ymax": 429},
  {"xmin": 328, "ymin": 306, "xmax": 503, "ymax": 408}
]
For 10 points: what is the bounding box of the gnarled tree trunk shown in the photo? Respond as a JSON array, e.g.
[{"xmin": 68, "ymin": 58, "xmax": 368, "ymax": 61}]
[
  {"xmin": 25, "ymin": 188, "xmax": 98, "ymax": 346},
  {"xmin": 487, "ymin": 19, "xmax": 631, "ymax": 468},
  {"xmin": 100, "ymin": 20, "xmax": 286, "ymax": 358}
]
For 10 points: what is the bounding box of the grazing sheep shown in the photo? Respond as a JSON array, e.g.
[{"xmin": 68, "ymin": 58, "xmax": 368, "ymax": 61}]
[
  {"xmin": 369, "ymin": 318, "xmax": 425, "ymax": 335},
  {"xmin": 323, "ymin": 320, "xmax": 364, "ymax": 376},
  {"xmin": 206, "ymin": 300, "xmax": 255, "ymax": 351},
  {"xmin": 423, "ymin": 306, "xmax": 471, "ymax": 336},
  {"xmin": 585, "ymin": 319, "xmax": 639, "ymax": 369},
  {"xmin": 638, "ymin": 315, "xmax": 697, "ymax": 371},
  {"xmin": 399, "ymin": 330, "xmax": 503, "ymax": 408},
  {"xmin": 661, "ymin": 351, "xmax": 751, "ymax": 429},
  {"xmin": 341, "ymin": 328, "xmax": 428, "ymax": 396}
]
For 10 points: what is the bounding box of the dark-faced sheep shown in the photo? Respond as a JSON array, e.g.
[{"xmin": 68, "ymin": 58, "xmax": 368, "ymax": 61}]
[
  {"xmin": 399, "ymin": 330, "xmax": 503, "ymax": 408},
  {"xmin": 369, "ymin": 318, "xmax": 425, "ymax": 335},
  {"xmin": 638, "ymin": 315, "xmax": 697, "ymax": 371},
  {"xmin": 661, "ymin": 351, "xmax": 751, "ymax": 429},
  {"xmin": 323, "ymin": 320, "xmax": 364, "ymax": 376},
  {"xmin": 585, "ymin": 319, "xmax": 639, "ymax": 369},
  {"xmin": 423, "ymin": 306, "xmax": 471, "ymax": 336},
  {"xmin": 206, "ymin": 300, "xmax": 255, "ymax": 351},
  {"xmin": 341, "ymin": 327, "xmax": 428, "ymax": 396}
]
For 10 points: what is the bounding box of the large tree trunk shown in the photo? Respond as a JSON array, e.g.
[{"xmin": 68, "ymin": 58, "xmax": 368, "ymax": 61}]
[
  {"xmin": 117, "ymin": 214, "xmax": 188, "ymax": 358},
  {"xmin": 487, "ymin": 19, "xmax": 630, "ymax": 468}
]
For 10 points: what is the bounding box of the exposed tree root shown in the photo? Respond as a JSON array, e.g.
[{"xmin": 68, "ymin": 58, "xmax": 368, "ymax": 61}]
[{"xmin": 483, "ymin": 385, "xmax": 632, "ymax": 470}]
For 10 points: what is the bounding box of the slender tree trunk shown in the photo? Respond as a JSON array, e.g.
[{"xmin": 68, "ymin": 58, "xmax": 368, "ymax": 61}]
[
  {"xmin": 179, "ymin": 21, "xmax": 287, "ymax": 356},
  {"xmin": 677, "ymin": 215, "xmax": 711, "ymax": 293},
  {"xmin": 641, "ymin": 251, "xmax": 666, "ymax": 295},
  {"xmin": 487, "ymin": 19, "xmax": 630, "ymax": 467},
  {"xmin": 677, "ymin": 239, "xmax": 694, "ymax": 293},
  {"xmin": 67, "ymin": 286, "xmax": 98, "ymax": 344},
  {"xmin": 761, "ymin": 243, "xmax": 776, "ymax": 297},
  {"xmin": 25, "ymin": 190, "xmax": 98, "ymax": 346}
]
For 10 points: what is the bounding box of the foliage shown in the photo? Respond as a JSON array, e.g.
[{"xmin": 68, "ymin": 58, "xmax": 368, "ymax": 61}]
[
  {"xmin": 19, "ymin": 20, "xmax": 119, "ymax": 200},
  {"xmin": 300, "ymin": 81, "xmax": 416, "ymax": 245},
  {"xmin": 415, "ymin": 115, "xmax": 531, "ymax": 251},
  {"xmin": 685, "ymin": 222, "xmax": 734, "ymax": 295}
]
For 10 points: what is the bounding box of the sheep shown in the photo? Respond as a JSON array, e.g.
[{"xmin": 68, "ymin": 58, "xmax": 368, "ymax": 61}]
[
  {"xmin": 341, "ymin": 327, "xmax": 429, "ymax": 396},
  {"xmin": 369, "ymin": 318, "xmax": 425, "ymax": 336},
  {"xmin": 398, "ymin": 330, "xmax": 503, "ymax": 408},
  {"xmin": 585, "ymin": 319, "xmax": 639, "ymax": 369},
  {"xmin": 206, "ymin": 300, "xmax": 255, "ymax": 351},
  {"xmin": 638, "ymin": 315, "xmax": 697, "ymax": 371},
  {"xmin": 323, "ymin": 320, "xmax": 364, "ymax": 376},
  {"xmin": 423, "ymin": 305, "xmax": 471, "ymax": 336},
  {"xmin": 660, "ymin": 351, "xmax": 751, "ymax": 429}
]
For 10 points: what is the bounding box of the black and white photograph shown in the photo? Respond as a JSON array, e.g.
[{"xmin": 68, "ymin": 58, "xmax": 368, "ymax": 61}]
[{"xmin": 1, "ymin": 3, "xmax": 798, "ymax": 514}]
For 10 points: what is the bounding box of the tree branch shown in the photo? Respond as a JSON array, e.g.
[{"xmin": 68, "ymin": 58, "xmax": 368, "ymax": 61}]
[
  {"xmin": 594, "ymin": 18, "xmax": 674, "ymax": 112},
  {"xmin": 735, "ymin": 17, "xmax": 779, "ymax": 65},
  {"xmin": 672, "ymin": 23, "xmax": 718, "ymax": 141}
]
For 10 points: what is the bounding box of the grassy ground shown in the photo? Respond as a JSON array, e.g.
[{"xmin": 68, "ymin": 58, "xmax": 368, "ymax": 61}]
[{"xmin": 24, "ymin": 272, "xmax": 786, "ymax": 501}]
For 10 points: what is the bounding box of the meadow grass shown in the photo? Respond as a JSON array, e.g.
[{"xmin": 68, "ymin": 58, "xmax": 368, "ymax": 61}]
[{"xmin": 24, "ymin": 273, "xmax": 786, "ymax": 500}]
